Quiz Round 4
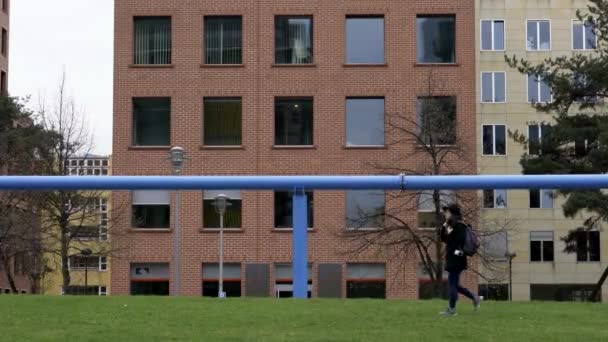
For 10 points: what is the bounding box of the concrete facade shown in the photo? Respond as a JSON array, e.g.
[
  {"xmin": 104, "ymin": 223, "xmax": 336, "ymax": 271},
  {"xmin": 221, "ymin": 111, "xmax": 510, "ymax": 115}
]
[
  {"xmin": 112, "ymin": 0, "xmax": 478, "ymax": 298},
  {"xmin": 476, "ymin": 0, "xmax": 608, "ymax": 302}
]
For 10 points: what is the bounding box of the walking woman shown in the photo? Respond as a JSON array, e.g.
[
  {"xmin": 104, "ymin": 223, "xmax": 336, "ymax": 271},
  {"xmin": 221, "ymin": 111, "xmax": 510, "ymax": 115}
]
[{"xmin": 439, "ymin": 204, "xmax": 480, "ymax": 316}]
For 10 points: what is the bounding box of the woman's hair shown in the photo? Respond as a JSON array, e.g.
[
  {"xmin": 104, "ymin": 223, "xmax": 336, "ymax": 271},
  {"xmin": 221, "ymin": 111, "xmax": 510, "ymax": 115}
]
[{"xmin": 447, "ymin": 215, "xmax": 462, "ymax": 227}]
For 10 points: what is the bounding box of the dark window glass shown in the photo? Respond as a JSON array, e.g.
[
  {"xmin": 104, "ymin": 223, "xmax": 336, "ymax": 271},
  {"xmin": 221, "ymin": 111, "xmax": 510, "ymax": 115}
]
[
  {"xmin": 543, "ymin": 241, "xmax": 554, "ymax": 261},
  {"xmin": 275, "ymin": 16, "xmax": 313, "ymax": 64},
  {"xmin": 202, "ymin": 281, "xmax": 241, "ymax": 297},
  {"xmin": 274, "ymin": 191, "xmax": 313, "ymax": 228},
  {"xmin": 530, "ymin": 240, "xmax": 542, "ymax": 262},
  {"xmin": 346, "ymin": 281, "xmax": 386, "ymax": 298},
  {"xmin": 346, "ymin": 190, "xmax": 385, "ymax": 229},
  {"xmin": 495, "ymin": 125, "xmax": 506, "ymax": 154},
  {"xmin": 478, "ymin": 284, "xmax": 509, "ymax": 301},
  {"xmin": 483, "ymin": 189, "xmax": 495, "ymax": 208},
  {"xmin": 131, "ymin": 281, "xmax": 169, "ymax": 295},
  {"xmin": 589, "ymin": 231, "xmax": 601, "ymax": 262},
  {"xmin": 528, "ymin": 125, "xmax": 540, "ymax": 155},
  {"xmin": 64, "ymin": 286, "xmax": 100, "ymax": 296},
  {"xmin": 346, "ymin": 17, "xmax": 384, "ymax": 64},
  {"xmin": 482, "ymin": 125, "xmax": 494, "ymax": 155},
  {"xmin": 529, "ymin": 189, "xmax": 540, "ymax": 208},
  {"xmin": 416, "ymin": 96, "xmax": 457, "ymax": 145},
  {"xmin": 132, "ymin": 205, "xmax": 170, "ymax": 228},
  {"xmin": 416, "ymin": 15, "xmax": 456, "ymax": 63},
  {"xmin": 203, "ymin": 98, "xmax": 242, "ymax": 146},
  {"xmin": 134, "ymin": 17, "xmax": 171, "ymax": 64},
  {"xmin": 1, "ymin": 28, "xmax": 7, "ymax": 56},
  {"xmin": 275, "ymin": 98, "xmax": 313, "ymax": 146},
  {"xmin": 133, "ymin": 98, "xmax": 170, "ymax": 146},
  {"xmin": 203, "ymin": 199, "xmax": 242, "ymax": 229},
  {"xmin": 577, "ymin": 230, "xmax": 601, "ymax": 262},
  {"xmin": 531, "ymin": 284, "xmax": 601, "ymax": 302},
  {"xmin": 1, "ymin": 71, "xmax": 6, "ymax": 96},
  {"xmin": 346, "ymin": 98, "xmax": 385, "ymax": 146},
  {"xmin": 205, "ymin": 16, "xmax": 242, "ymax": 64}
]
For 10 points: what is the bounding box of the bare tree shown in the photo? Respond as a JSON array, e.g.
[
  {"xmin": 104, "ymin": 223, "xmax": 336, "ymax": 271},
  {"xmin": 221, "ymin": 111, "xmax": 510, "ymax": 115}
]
[
  {"xmin": 34, "ymin": 73, "xmax": 124, "ymax": 293},
  {"xmin": 343, "ymin": 70, "xmax": 516, "ymax": 297}
]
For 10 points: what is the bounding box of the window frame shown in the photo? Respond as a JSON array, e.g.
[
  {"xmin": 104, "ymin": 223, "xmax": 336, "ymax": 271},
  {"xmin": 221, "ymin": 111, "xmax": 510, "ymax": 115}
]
[
  {"xmin": 576, "ymin": 230, "xmax": 601, "ymax": 263},
  {"xmin": 415, "ymin": 96, "xmax": 458, "ymax": 147},
  {"xmin": 202, "ymin": 97, "xmax": 243, "ymax": 146},
  {"xmin": 481, "ymin": 124, "xmax": 507, "ymax": 156},
  {"xmin": 274, "ymin": 97, "xmax": 314, "ymax": 147},
  {"xmin": 482, "ymin": 189, "xmax": 508, "ymax": 209},
  {"xmin": 529, "ymin": 189, "xmax": 554, "ymax": 209},
  {"xmin": 480, "ymin": 71, "xmax": 507, "ymax": 103},
  {"xmin": 526, "ymin": 74, "xmax": 553, "ymax": 104},
  {"xmin": 345, "ymin": 15, "xmax": 385, "ymax": 65},
  {"xmin": 131, "ymin": 190, "xmax": 171, "ymax": 229},
  {"xmin": 133, "ymin": 16, "xmax": 172, "ymax": 65},
  {"xmin": 274, "ymin": 15, "xmax": 314, "ymax": 65},
  {"xmin": 416, "ymin": 14, "xmax": 457, "ymax": 64},
  {"xmin": 528, "ymin": 124, "xmax": 550, "ymax": 155},
  {"xmin": 572, "ymin": 20, "xmax": 597, "ymax": 51},
  {"xmin": 345, "ymin": 97, "xmax": 385, "ymax": 147},
  {"xmin": 132, "ymin": 97, "xmax": 171, "ymax": 147},
  {"xmin": 203, "ymin": 15, "xmax": 243, "ymax": 65},
  {"xmin": 202, "ymin": 190, "xmax": 243, "ymax": 230},
  {"xmin": 345, "ymin": 190, "xmax": 386, "ymax": 231},
  {"xmin": 274, "ymin": 191, "xmax": 314, "ymax": 230},
  {"xmin": 530, "ymin": 231, "xmax": 555, "ymax": 263},
  {"xmin": 526, "ymin": 19, "xmax": 552, "ymax": 51},
  {"xmin": 416, "ymin": 190, "xmax": 456, "ymax": 230},
  {"xmin": 480, "ymin": 19, "xmax": 505, "ymax": 51}
]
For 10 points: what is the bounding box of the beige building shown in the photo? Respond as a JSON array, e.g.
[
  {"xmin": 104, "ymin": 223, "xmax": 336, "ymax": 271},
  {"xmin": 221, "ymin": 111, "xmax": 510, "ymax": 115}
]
[{"xmin": 476, "ymin": 0, "xmax": 607, "ymax": 302}]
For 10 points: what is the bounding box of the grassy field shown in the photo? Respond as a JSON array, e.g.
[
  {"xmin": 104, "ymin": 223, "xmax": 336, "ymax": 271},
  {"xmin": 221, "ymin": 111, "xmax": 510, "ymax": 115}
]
[{"xmin": 0, "ymin": 296, "xmax": 606, "ymax": 341}]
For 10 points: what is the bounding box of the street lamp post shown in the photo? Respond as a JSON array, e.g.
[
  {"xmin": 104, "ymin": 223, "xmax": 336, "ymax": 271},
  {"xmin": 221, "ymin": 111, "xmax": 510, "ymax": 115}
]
[
  {"xmin": 212, "ymin": 194, "xmax": 230, "ymax": 298},
  {"xmin": 81, "ymin": 248, "xmax": 92, "ymax": 295},
  {"xmin": 169, "ymin": 147, "xmax": 186, "ymax": 296},
  {"xmin": 505, "ymin": 251, "xmax": 517, "ymax": 301}
]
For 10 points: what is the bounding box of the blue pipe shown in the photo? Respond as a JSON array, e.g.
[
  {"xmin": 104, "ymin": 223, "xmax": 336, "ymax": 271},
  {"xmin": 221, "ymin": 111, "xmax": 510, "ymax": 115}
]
[
  {"xmin": 292, "ymin": 191, "xmax": 308, "ymax": 299},
  {"xmin": 0, "ymin": 175, "xmax": 607, "ymax": 190}
]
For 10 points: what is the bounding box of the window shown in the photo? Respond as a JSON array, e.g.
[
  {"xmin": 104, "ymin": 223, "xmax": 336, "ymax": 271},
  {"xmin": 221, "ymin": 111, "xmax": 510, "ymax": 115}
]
[
  {"xmin": 346, "ymin": 98, "xmax": 384, "ymax": 146},
  {"xmin": 1, "ymin": 28, "xmax": 7, "ymax": 56},
  {"xmin": 417, "ymin": 190, "xmax": 455, "ymax": 228},
  {"xmin": 530, "ymin": 231, "xmax": 554, "ymax": 262},
  {"xmin": 274, "ymin": 264, "xmax": 312, "ymax": 298},
  {"xmin": 481, "ymin": 20, "xmax": 505, "ymax": 51},
  {"xmin": 527, "ymin": 75, "xmax": 552, "ymax": 103},
  {"xmin": 203, "ymin": 190, "xmax": 242, "ymax": 229},
  {"xmin": 531, "ymin": 284, "xmax": 601, "ymax": 302},
  {"xmin": 274, "ymin": 191, "xmax": 313, "ymax": 229},
  {"xmin": 346, "ymin": 264, "xmax": 386, "ymax": 299},
  {"xmin": 576, "ymin": 230, "xmax": 600, "ymax": 262},
  {"xmin": 1, "ymin": 70, "xmax": 6, "ymax": 96},
  {"xmin": 275, "ymin": 98, "xmax": 313, "ymax": 146},
  {"xmin": 205, "ymin": 16, "xmax": 242, "ymax": 64},
  {"xmin": 529, "ymin": 189, "xmax": 553, "ymax": 209},
  {"xmin": 345, "ymin": 16, "xmax": 384, "ymax": 64},
  {"xmin": 130, "ymin": 263, "xmax": 170, "ymax": 295},
  {"xmin": 67, "ymin": 225, "xmax": 102, "ymax": 240},
  {"xmin": 527, "ymin": 20, "xmax": 551, "ymax": 50},
  {"xmin": 132, "ymin": 190, "xmax": 170, "ymax": 229},
  {"xmin": 63, "ymin": 286, "xmax": 106, "ymax": 296},
  {"xmin": 203, "ymin": 98, "xmax": 242, "ymax": 146},
  {"xmin": 483, "ymin": 189, "xmax": 507, "ymax": 209},
  {"xmin": 573, "ymin": 21, "xmax": 596, "ymax": 50},
  {"xmin": 481, "ymin": 72, "xmax": 506, "ymax": 103},
  {"xmin": 275, "ymin": 16, "xmax": 313, "ymax": 64},
  {"xmin": 134, "ymin": 17, "xmax": 171, "ymax": 64},
  {"xmin": 416, "ymin": 97, "xmax": 457, "ymax": 145},
  {"xmin": 416, "ymin": 15, "xmax": 456, "ymax": 63},
  {"xmin": 573, "ymin": 74, "xmax": 598, "ymax": 104},
  {"xmin": 68, "ymin": 256, "xmax": 106, "ymax": 271},
  {"xmin": 482, "ymin": 124, "xmax": 506, "ymax": 155},
  {"xmin": 133, "ymin": 98, "xmax": 170, "ymax": 146},
  {"xmin": 345, "ymin": 190, "xmax": 385, "ymax": 229},
  {"xmin": 528, "ymin": 124, "xmax": 550, "ymax": 155},
  {"xmin": 202, "ymin": 263, "xmax": 241, "ymax": 297},
  {"xmin": 481, "ymin": 231, "xmax": 508, "ymax": 260}
]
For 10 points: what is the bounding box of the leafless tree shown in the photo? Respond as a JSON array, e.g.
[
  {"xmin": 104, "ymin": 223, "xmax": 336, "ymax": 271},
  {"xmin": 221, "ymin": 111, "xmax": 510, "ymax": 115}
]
[{"xmin": 342, "ymin": 70, "xmax": 517, "ymax": 297}]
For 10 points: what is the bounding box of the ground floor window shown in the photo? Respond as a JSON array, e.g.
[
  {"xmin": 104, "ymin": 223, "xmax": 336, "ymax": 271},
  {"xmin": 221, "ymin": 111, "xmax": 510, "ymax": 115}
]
[
  {"xmin": 478, "ymin": 284, "xmax": 508, "ymax": 301},
  {"xmin": 418, "ymin": 280, "xmax": 448, "ymax": 299},
  {"xmin": 63, "ymin": 285, "xmax": 107, "ymax": 296},
  {"xmin": 274, "ymin": 264, "xmax": 312, "ymax": 298},
  {"xmin": 130, "ymin": 263, "xmax": 170, "ymax": 296},
  {"xmin": 346, "ymin": 263, "xmax": 386, "ymax": 299},
  {"xmin": 530, "ymin": 284, "xmax": 601, "ymax": 302},
  {"xmin": 202, "ymin": 263, "xmax": 242, "ymax": 297}
]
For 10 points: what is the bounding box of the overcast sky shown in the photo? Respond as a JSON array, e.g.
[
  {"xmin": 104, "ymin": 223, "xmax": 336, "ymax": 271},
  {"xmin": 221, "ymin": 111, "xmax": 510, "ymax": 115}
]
[{"xmin": 9, "ymin": 0, "xmax": 113, "ymax": 155}]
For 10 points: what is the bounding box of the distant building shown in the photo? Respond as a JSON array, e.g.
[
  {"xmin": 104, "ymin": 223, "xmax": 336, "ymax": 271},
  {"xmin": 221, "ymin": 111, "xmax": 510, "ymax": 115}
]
[{"xmin": 0, "ymin": 0, "xmax": 8, "ymax": 95}]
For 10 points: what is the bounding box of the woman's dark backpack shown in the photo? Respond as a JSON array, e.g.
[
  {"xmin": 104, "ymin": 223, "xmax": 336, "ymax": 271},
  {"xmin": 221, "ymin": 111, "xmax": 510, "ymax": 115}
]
[{"xmin": 462, "ymin": 224, "xmax": 480, "ymax": 257}]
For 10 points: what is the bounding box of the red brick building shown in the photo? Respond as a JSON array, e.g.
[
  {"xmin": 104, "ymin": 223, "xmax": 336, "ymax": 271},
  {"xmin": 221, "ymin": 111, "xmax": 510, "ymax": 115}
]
[{"xmin": 112, "ymin": 0, "xmax": 476, "ymax": 298}]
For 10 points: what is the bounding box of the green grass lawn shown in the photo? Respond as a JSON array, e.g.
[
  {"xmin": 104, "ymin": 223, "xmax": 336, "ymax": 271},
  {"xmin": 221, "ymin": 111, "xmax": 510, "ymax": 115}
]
[{"xmin": 0, "ymin": 296, "xmax": 606, "ymax": 341}]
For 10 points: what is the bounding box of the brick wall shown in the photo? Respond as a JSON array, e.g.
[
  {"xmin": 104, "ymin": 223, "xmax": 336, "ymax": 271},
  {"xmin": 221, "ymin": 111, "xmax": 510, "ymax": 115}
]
[{"xmin": 112, "ymin": 0, "xmax": 477, "ymax": 298}]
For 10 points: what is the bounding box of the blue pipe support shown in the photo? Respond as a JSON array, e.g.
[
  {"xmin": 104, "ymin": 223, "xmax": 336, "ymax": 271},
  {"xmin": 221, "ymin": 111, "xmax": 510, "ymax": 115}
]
[{"xmin": 292, "ymin": 190, "xmax": 308, "ymax": 299}]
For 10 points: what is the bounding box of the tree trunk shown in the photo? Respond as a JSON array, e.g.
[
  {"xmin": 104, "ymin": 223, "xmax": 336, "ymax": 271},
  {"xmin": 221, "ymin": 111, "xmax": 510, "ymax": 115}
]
[
  {"xmin": 2, "ymin": 258, "xmax": 17, "ymax": 293},
  {"xmin": 589, "ymin": 265, "xmax": 608, "ymax": 302}
]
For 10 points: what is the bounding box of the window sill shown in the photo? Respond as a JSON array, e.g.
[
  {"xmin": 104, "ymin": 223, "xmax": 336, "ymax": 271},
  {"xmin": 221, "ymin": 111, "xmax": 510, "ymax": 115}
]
[
  {"xmin": 129, "ymin": 64, "xmax": 175, "ymax": 69},
  {"xmin": 414, "ymin": 63, "xmax": 459, "ymax": 67},
  {"xmin": 482, "ymin": 208, "xmax": 507, "ymax": 211},
  {"xmin": 481, "ymin": 101, "xmax": 507, "ymax": 104},
  {"xmin": 200, "ymin": 64, "xmax": 245, "ymax": 68},
  {"xmin": 128, "ymin": 146, "xmax": 171, "ymax": 151},
  {"xmin": 272, "ymin": 228, "xmax": 316, "ymax": 232},
  {"xmin": 272, "ymin": 145, "xmax": 316, "ymax": 150},
  {"xmin": 345, "ymin": 228, "xmax": 383, "ymax": 232},
  {"xmin": 415, "ymin": 144, "xmax": 456, "ymax": 148},
  {"xmin": 481, "ymin": 154, "xmax": 508, "ymax": 157},
  {"xmin": 130, "ymin": 228, "xmax": 172, "ymax": 233},
  {"xmin": 272, "ymin": 63, "xmax": 316, "ymax": 68},
  {"xmin": 200, "ymin": 145, "xmax": 244, "ymax": 150},
  {"xmin": 201, "ymin": 228, "xmax": 244, "ymax": 233},
  {"xmin": 528, "ymin": 208, "xmax": 554, "ymax": 210},
  {"xmin": 343, "ymin": 63, "xmax": 387, "ymax": 67},
  {"xmin": 344, "ymin": 145, "xmax": 386, "ymax": 150}
]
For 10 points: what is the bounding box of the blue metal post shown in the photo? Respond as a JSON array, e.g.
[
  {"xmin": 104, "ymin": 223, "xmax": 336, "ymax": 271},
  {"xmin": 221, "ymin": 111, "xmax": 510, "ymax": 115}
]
[{"xmin": 292, "ymin": 190, "xmax": 308, "ymax": 299}]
